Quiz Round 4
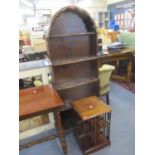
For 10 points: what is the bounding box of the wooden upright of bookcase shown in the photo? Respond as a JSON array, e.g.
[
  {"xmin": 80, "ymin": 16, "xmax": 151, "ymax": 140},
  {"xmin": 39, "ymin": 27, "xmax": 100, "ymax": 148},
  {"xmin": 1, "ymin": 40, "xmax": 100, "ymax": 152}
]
[{"xmin": 47, "ymin": 6, "xmax": 99, "ymax": 129}]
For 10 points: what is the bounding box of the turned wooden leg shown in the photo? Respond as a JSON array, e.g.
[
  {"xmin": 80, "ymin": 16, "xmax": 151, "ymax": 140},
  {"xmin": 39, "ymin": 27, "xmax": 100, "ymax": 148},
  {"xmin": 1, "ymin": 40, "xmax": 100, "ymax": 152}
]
[
  {"xmin": 116, "ymin": 60, "xmax": 120, "ymax": 74},
  {"xmin": 127, "ymin": 60, "xmax": 132, "ymax": 83},
  {"xmin": 106, "ymin": 93, "xmax": 110, "ymax": 105},
  {"xmin": 54, "ymin": 111, "xmax": 67, "ymax": 155}
]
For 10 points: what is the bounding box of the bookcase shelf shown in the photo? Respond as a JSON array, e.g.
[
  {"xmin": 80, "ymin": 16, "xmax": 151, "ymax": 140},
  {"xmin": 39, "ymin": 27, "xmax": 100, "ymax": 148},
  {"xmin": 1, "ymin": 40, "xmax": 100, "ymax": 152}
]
[
  {"xmin": 49, "ymin": 32, "xmax": 96, "ymax": 39},
  {"xmin": 54, "ymin": 76, "xmax": 98, "ymax": 90},
  {"xmin": 48, "ymin": 5, "xmax": 99, "ymax": 110},
  {"xmin": 52, "ymin": 56, "xmax": 97, "ymax": 66}
]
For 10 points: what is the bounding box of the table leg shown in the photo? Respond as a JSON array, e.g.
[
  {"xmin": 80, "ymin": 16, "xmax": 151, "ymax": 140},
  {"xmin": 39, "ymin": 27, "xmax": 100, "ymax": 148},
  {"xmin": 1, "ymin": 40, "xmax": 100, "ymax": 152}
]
[
  {"xmin": 54, "ymin": 111, "xmax": 67, "ymax": 155},
  {"xmin": 116, "ymin": 60, "xmax": 120, "ymax": 72},
  {"xmin": 127, "ymin": 60, "xmax": 132, "ymax": 83},
  {"xmin": 106, "ymin": 93, "xmax": 110, "ymax": 105}
]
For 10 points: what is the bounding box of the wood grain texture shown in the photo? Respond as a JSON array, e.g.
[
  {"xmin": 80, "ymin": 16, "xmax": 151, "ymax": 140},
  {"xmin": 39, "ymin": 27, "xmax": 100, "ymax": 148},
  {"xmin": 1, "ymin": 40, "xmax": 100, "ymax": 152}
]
[
  {"xmin": 19, "ymin": 85, "xmax": 63, "ymax": 120},
  {"xmin": 72, "ymin": 96, "xmax": 111, "ymax": 121},
  {"xmin": 98, "ymin": 48, "xmax": 134, "ymax": 61}
]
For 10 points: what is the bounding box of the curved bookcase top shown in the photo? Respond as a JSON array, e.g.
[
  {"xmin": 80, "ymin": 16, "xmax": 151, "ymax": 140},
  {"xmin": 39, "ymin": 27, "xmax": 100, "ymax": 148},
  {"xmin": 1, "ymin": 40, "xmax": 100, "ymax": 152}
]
[
  {"xmin": 48, "ymin": 6, "xmax": 97, "ymax": 37},
  {"xmin": 47, "ymin": 6, "xmax": 98, "ymax": 62}
]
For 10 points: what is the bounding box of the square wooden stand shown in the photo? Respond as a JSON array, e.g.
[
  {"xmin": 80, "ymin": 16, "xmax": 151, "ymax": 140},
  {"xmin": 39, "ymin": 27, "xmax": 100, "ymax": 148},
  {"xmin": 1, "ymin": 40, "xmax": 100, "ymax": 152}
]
[{"xmin": 72, "ymin": 96, "xmax": 112, "ymax": 155}]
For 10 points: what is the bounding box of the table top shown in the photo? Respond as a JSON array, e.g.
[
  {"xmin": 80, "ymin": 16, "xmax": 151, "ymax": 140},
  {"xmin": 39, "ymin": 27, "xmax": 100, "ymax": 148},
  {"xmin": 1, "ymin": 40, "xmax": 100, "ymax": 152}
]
[
  {"xmin": 72, "ymin": 96, "xmax": 111, "ymax": 121},
  {"xmin": 19, "ymin": 85, "xmax": 63, "ymax": 120},
  {"xmin": 97, "ymin": 48, "xmax": 134, "ymax": 58}
]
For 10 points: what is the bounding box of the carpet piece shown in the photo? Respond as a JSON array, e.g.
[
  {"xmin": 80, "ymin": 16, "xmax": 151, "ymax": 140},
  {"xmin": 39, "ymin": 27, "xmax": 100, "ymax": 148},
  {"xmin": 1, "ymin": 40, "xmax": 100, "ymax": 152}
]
[{"xmin": 113, "ymin": 80, "xmax": 135, "ymax": 94}]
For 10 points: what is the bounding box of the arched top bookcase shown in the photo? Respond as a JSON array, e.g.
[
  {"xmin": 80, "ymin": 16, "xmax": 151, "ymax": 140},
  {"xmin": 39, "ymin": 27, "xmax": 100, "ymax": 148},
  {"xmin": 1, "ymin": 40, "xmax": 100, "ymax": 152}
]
[
  {"xmin": 47, "ymin": 6, "xmax": 98, "ymax": 64},
  {"xmin": 48, "ymin": 6, "xmax": 96, "ymax": 37},
  {"xmin": 47, "ymin": 6, "xmax": 99, "ymax": 110}
]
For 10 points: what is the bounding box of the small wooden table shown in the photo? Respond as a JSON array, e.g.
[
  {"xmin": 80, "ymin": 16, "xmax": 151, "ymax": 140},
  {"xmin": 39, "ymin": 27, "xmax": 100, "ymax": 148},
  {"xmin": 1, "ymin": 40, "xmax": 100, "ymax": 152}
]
[
  {"xmin": 72, "ymin": 96, "xmax": 112, "ymax": 155},
  {"xmin": 98, "ymin": 48, "xmax": 135, "ymax": 82},
  {"xmin": 19, "ymin": 85, "xmax": 67, "ymax": 154},
  {"xmin": 73, "ymin": 96, "xmax": 111, "ymax": 121}
]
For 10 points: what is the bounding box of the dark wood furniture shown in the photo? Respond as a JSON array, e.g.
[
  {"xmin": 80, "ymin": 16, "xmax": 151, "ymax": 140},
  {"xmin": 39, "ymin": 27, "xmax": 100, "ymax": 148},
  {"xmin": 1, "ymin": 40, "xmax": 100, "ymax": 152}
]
[
  {"xmin": 19, "ymin": 85, "xmax": 67, "ymax": 154},
  {"xmin": 47, "ymin": 6, "xmax": 99, "ymax": 126},
  {"xmin": 47, "ymin": 6, "xmax": 112, "ymax": 154},
  {"xmin": 98, "ymin": 48, "xmax": 134, "ymax": 83},
  {"xmin": 72, "ymin": 96, "xmax": 111, "ymax": 155}
]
